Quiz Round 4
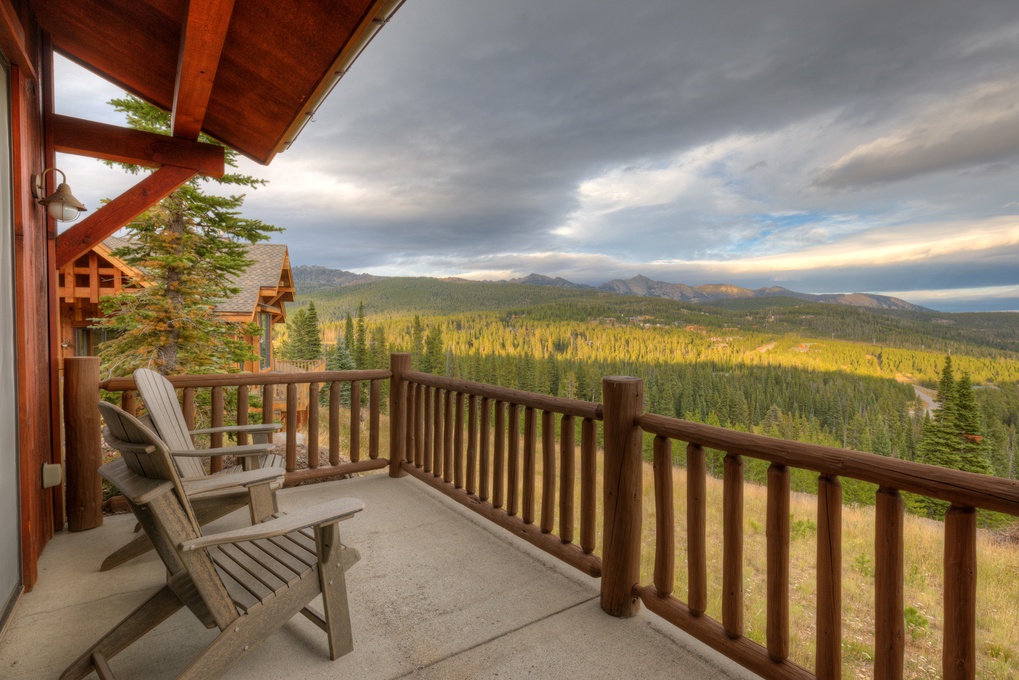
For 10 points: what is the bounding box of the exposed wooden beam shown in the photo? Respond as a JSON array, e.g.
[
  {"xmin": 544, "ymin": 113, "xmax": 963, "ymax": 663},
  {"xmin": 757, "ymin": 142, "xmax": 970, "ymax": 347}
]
[
  {"xmin": 51, "ymin": 114, "xmax": 225, "ymax": 178},
  {"xmin": 0, "ymin": 0, "xmax": 35, "ymax": 80},
  {"xmin": 172, "ymin": 0, "xmax": 236, "ymax": 140},
  {"xmin": 55, "ymin": 165, "xmax": 197, "ymax": 268}
]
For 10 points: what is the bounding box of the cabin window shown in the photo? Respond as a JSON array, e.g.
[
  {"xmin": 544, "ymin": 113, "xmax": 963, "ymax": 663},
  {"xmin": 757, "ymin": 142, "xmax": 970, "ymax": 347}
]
[
  {"xmin": 74, "ymin": 327, "xmax": 117, "ymax": 356},
  {"xmin": 259, "ymin": 312, "xmax": 272, "ymax": 369}
]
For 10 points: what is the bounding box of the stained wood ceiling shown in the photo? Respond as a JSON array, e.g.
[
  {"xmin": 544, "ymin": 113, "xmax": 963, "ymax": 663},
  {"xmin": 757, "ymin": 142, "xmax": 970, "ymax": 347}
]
[{"xmin": 33, "ymin": 0, "xmax": 397, "ymax": 164}]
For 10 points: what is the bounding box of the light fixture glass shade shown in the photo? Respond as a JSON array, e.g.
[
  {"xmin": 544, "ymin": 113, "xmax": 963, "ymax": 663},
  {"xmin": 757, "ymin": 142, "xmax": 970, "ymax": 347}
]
[{"xmin": 37, "ymin": 178, "xmax": 87, "ymax": 223}]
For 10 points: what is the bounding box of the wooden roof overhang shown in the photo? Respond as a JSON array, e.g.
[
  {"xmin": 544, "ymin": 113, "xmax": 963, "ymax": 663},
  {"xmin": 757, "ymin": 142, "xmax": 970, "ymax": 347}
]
[{"xmin": 31, "ymin": 0, "xmax": 406, "ymax": 268}]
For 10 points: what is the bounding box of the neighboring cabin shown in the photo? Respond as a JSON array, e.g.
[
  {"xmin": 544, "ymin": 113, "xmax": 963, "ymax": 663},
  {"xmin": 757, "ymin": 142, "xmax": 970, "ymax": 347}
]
[{"xmin": 57, "ymin": 237, "xmax": 295, "ymax": 373}]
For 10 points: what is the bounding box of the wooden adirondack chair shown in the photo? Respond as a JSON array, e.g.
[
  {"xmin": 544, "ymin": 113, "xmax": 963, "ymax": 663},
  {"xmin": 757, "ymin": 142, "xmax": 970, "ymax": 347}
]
[
  {"xmin": 99, "ymin": 370, "xmax": 287, "ymax": 571},
  {"xmin": 64, "ymin": 402, "xmax": 362, "ymax": 680}
]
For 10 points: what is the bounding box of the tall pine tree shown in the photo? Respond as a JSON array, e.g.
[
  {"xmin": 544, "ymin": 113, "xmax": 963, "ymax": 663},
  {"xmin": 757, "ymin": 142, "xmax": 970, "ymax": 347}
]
[{"xmin": 96, "ymin": 97, "xmax": 279, "ymax": 376}]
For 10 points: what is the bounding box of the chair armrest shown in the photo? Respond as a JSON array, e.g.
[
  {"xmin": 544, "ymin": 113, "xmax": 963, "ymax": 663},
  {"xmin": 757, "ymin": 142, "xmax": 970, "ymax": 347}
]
[
  {"xmin": 180, "ymin": 498, "xmax": 364, "ymax": 551},
  {"xmin": 181, "ymin": 467, "xmax": 283, "ymax": 496},
  {"xmin": 168, "ymin": 443, "xmax": 274, "ymax": 459},
  {"xmin": 190, "ymin": 423, "xmax": 281, "ymax": 436}
]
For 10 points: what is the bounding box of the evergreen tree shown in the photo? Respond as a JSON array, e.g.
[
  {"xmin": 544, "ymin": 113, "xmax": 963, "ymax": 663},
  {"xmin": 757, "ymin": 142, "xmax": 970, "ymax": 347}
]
[
  {"xmin": 422, "ymin": 325, "xmax": 444, "ymax": 374},
  {"xmin": 304, "ymin": 301, "xmax": 323, "ymax": 359},
  {"xmin": 278, "ymin": 308, "xmax": 309, "ymax": 360},
  {"xmin": 410, "ymin": 315, "xmax": 425, "ymax": 369},
  {"xmin": 354, "ymin": 302, "xmax": 367, "ymax": 368},
  {"xmin": 955, "ymin": 372, "xmax": 991, "ymax": 475},
  {"xmin": 344, "ymin": 313, "xmax": 355, "ymax": 354},
  {"xmin": 96, "ymin": 96, "xmax": 279, "ymax": 376},
  {"xmin": 323, "ymin": 342, "xmax": 355, "ymax": 406}
]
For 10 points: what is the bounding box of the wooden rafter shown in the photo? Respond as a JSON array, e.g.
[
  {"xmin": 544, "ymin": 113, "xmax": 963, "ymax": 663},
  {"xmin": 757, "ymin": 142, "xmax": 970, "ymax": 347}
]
[
  {"xmin": 172, "ymin": 0, "xmax": 236, "ymax": 140},
  {"xmin": 51, "ymin": 114, "xmax": 224, "ymax": 177},
  {"xmin": 55, "ymin": 165, "xmax": 197, "ymax": 268}
]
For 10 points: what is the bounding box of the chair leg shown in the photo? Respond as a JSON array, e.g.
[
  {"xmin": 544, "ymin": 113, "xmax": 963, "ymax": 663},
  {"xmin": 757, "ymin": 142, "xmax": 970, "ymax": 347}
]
[
  {"xmin": 315, "ymin": 522, "xmax": 354, "ymax": 660},
  {"xmin": 60, "ymin": 585, "xmax": 183, "ymax": 680},
  {"xmin": 100, "ymin": 533, "xmax": 155, "ymax": 571}
]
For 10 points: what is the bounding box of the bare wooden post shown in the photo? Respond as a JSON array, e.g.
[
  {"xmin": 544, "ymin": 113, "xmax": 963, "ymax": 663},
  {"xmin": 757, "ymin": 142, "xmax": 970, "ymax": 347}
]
[
  {"xmin": 182, "ymin": 387, "xmax": 196, "ymax": 440},
  {"xmin": 416, "ymin": 384, "xmax": 426, "ymax": 469},
  {"xmin": 522, "ymin": 406, "xmax": 536, "ymax": 524},
  {"xmin": 308, "ymin": 382, "xmax": 320, "ymax": 469},
  {"xmin": 329, "ymin": 381, "xmax": 340, "ymax": 465},
  {"xmin": 389, "ymin": 353, "xmax": 410, "ymax": 477},
  {"xmin": 600, "ymin": 376, "xmax": 643, "ymax": 618},
  {"xmin": 65, "ymin": 357, "xmax": 103, "ymax": 531},
  {"xmin": 944, "ymin": 504, "xmax": 977, "ymax": 680},
  {"xmin": 653, "ymin": 435, "xmax": 674, "ymax": 597},
  {"xmin": 237, "ymin": 385, "xmax": 249, "ymax": 446},
  {"xmin": 453, "ymin": 391, "xmax": 464, "ymax": 488},
  {"xmin": 507, "ymin": 403, "xmax": 520, "ymax": 516},
  {"xmin": 369, "ymin": 380, "xmax": 380, "ymax": 459},
  {"xmin": 540, "ymin": 410, "xmax": 555, "ymax": 534},
  {"xmin": 479, "ymin": 397, "xmax": 490, "ymax": 501},
  {"xmin": 121, "ymin": 390, "xmax": 136, "ymax": 416},
  {"xmin": 349, "ymin": 380, "xmax": 361, "ymax": 462},
  {"xmin": 433, "ymin": 389, "xmax": 444, "ymax": 478},
  {"xmin": 816, "ymin": 475, "xmax": 843, "ymax": 679},
  {"xmin": 875, "ymin": 486, "xmax": 904, "ymax": 680},
  {"xmin": 406, "ymin": 379, "xmax": 416, "ymax": 465},
  {"xmin": 493, "ymin": 400, "xmax": 505, "ymax": 508},
  {"xmin": 559, "ymin": 414, "xmax": 575, "ymax": 543},
  {"xmin": 766, "ymin": 463, "xmax": 790, "ymax": 661},
  {"xmin": 209, "ymin": 385, "xmax": 224, "ymax": 473},
  {"xmin": 443, "ymin": 389, "xmax": 454, "ymax": 483},
  {"xmin": 285, "ymin": 383, "xmax": 297, "ymax": 472},
  {"xmin": 261, "ymin": 383, "xmax": 274, "ymax": 428},
  {"xmin": 466, "ymin": 394, "xmax": 478, "ymax": 494},
  {"xmin": 723, "ymin": 453, "xmax": 744, "ymax": 638},
  {"xmin": 423, "ymin": 387, "xmax": 434, "ymax": 473},
  {"xmin": 687, "ymin": 443, "xmax": 707, "ymax": 615},
  {"xmin": 580, "ymin": 417, "xmax": 596, "ymax": 554}
]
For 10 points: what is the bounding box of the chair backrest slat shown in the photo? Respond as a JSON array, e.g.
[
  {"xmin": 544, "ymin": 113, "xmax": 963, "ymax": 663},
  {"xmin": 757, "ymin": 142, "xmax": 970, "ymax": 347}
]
[{"xmin": 134, "ymin": 368, "xmax": 208, "ymax": 478}]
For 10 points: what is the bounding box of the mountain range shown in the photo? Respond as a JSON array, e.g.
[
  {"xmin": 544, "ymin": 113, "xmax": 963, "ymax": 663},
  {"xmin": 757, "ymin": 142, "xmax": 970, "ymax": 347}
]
[{"xmin": 293, "ymin": 266, "xmax": 927, "ymax": 312}]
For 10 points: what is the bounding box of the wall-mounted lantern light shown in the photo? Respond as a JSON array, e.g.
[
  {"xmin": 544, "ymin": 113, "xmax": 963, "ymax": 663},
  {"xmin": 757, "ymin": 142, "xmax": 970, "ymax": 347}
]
[{"xmin": 32, "ymin": 167, "xmax": 87, "ymax": 222}]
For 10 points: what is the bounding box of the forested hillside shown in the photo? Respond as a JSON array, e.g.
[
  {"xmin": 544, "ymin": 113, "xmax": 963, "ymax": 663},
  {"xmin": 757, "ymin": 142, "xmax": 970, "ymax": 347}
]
[{"xmin": 284, "ymin": 276, "xmax": 1019, "ymax": 521}]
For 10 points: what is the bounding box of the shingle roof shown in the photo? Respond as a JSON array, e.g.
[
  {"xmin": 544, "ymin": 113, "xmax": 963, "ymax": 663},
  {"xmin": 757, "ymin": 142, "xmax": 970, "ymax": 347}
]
[{"xmin": 101, "ymin": 238, "xmax": 290, "ymax": 315}]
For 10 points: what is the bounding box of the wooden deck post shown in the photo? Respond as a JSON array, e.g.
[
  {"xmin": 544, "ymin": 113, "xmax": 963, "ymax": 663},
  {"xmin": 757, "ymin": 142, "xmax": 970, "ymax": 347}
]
[
  {"xmin": 388, "ymin": 353, "xmax": 410, "ymax": 477},
  {"xmin": 600, "ymin": 376, "xmax": 643, "ymax": 618},
  {"xmin": 64, "ymin": 357, "xmax": 103, "ymax": 531}
]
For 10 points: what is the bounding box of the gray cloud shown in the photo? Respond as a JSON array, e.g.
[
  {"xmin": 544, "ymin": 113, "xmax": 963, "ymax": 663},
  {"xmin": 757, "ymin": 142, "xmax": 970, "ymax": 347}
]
[{"xmin": 60, "ymin": 0, "xmax": 1019, "ymax": 310}]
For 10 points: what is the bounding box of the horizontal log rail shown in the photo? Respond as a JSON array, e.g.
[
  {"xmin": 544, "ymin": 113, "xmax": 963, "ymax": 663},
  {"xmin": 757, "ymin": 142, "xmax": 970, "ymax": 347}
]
[
  {"xmin": 398, "ymin": 360, "xmax": 603, "ymax": 577},
  {"xmin": 98, "ymin": 369, "xmax": 390, "ymax": 483},
  {"xmin": 637, "ymin": 413, "xmax": 1019, "ymax": 680}
]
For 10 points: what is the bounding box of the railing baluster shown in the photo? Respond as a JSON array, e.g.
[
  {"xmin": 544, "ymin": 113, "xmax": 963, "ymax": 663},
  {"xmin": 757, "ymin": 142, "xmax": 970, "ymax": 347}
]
[
  {"xmin": 285, "ymin": 383, "xmax": 297, "ymax": 472},
  {"xmin": 121, "ymin": 390, "xmax": 136, "ymax": 416},
  {"xmin": 559, "ymin": 414, "xmax": 575, "ymax": 544},
  {"xmin": 405, "ymin": 378, "xmax": 416, "ymax": 465},
  {"xmin": 493, "ymin": 400, "xmax": 505, "ymax": 509},
  {"xmin": 307, "ymin": 382, "xmax": 319, "ymax": 469},
  {"xmin": 369, "ymin": 379, "xmax": 379, "ymax": 459},
  {"xmin": 523, "ymin": 407, "xmax": 537, "ymax": 524},
  {"xmin": 944, "ymin": 504, "xmax": 977, "ymax": 680},
  {"xmin": 329, "ymin": 381, "xmax": 340, "ymax": 465},
  {"xmin": 816, "ymin": 474, "xmax": 842, "ymax": 679},
  {"xmin": 348, "ymin": 380, "xmax": 360, "ymax": 463},
  {"xmin": 723, "ymin": 453, "xmax": 744, "ymax": 637},
  {"xmin": 479, "ymin": 397, "xmax": 490, "ymax": 501},
  {"xmin": 443, "ymin": 390, "xmax": 454, "ymax": 484},
  {"xmin": 454, "ymin": 392, "xmax": 465, "ymax": 488},
  {"xmin": 415, "ymin": 384, "xmax": 425, "ymax": 468},
  {"xmin": 580, "ymin": 417, "xmax": 596, "ymax": 554},
  {"xmin": 237, "ymin": 385, "xmax": 249, "ymax": 446},
  {"xmin": 433, "ymin": 389, "xmax": 444, "ymax": 478},
  {"xmin": 507, "ymin": 403, "xmax": 520, "ymax": 517},
  {"xmin": 540, "ymin": 410, "xmax": 555, "ymax": 534},
  {"xmin": 210, "ymin": 386, "xmax": 224, "ymax": 474},
  {"xmin": 766, "ymin": 463, "xmax": 790, "ymax": 661},
  {"xmin": 423, "ymin": 386, "xmax": 433, "ymax": 473},
  {"xmin": 653, "ymin": 435, "xmax": 674, "ymax": 597},
  {"xmin": 687, "ymin": 443, "xmax": 706, "ymax": 615},
  {"xmin": 183, "ymin": 387, "xmax": 196, "ymax": 438},
  {"xmin": 466, "ymin": 394, "xmax": 477, "ymax": 495},
  {"xmin": 875, "ymin": 486, "xmax": 904, "ymax": 680},
  {"xmin": 261, "ymin": 382, "xmax": 274, "ymax": 430}
]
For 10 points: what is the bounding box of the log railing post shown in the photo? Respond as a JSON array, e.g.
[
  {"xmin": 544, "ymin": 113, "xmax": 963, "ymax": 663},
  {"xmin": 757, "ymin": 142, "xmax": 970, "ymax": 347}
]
[
  {"xmin": 64, "ymin": 357, "xmax": 102, "ymax": 531},
  {"xmin": 944, "ymin": 504, "xmax": 977, "ymax": 680},
  {"xmin": 389, "ymin": 353, "xmax": 410, "ymax": 477},
  {"xmin": 600, "ymin": 376, "xmax": 643, "ymax": 618}
]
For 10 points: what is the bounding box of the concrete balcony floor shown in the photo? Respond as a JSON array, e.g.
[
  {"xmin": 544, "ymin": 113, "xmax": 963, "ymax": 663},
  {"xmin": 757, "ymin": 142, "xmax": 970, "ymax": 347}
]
[{"xmin": 1, "ymin": 474, "xmax": 757, "ymax": 679}]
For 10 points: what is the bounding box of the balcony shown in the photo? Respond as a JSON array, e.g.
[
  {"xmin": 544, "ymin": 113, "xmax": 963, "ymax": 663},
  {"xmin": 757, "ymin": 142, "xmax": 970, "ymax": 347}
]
[
  {"xmin": 7, "ymin": 354, "xmax": 1018, "ymax": 679},
  {"xmin": 0, "ymin": 473, "xmax": 755, "ymax": 679}
]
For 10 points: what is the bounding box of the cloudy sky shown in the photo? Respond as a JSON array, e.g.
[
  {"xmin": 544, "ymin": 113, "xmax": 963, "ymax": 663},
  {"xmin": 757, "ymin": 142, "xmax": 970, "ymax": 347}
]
[{"xmin": 56, "ymin": 0, "xmax": 1019, "ymax": 312}]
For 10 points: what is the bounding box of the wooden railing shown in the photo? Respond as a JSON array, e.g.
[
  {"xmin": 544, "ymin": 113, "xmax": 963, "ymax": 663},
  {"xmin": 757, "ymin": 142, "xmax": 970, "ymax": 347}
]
[
  {"xmin": 391, "ymin": 353, "xmax": 604, "ymax": 578},
  {"xmin": 98, "ymin": 367, "xmax": 391, "ymax": 484},
  {"xmin": 635, "ymin": 414, "xmax": 1019, "ymax": 680},
  {"xmin": 66, "ymin": 354, "xmax": 1019, "ymax": 679}
]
